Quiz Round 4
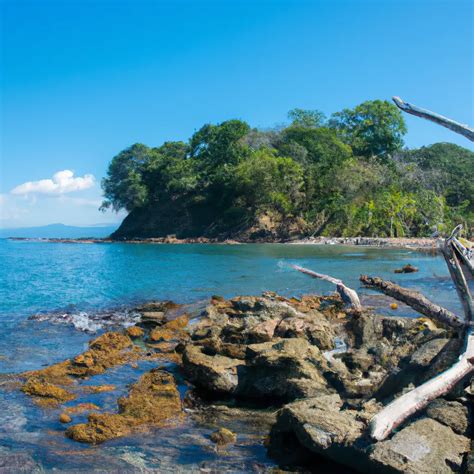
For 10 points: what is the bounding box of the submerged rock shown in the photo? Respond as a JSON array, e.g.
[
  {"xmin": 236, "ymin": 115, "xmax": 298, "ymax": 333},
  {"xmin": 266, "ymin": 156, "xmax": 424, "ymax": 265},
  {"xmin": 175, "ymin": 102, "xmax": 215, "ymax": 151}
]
[
  {"xmin": 20, "ymin": 331, "xmax": 144, "ymax": 406},
  {"xmin": 394, "ymin": 264, "xmax": 419, "ymax": 273},
  {"xmin": 59, "ymin": 413, "xmax": 72, "ymax": 423},
  {"xmin": 210, "ymin": 427, "xmax": 237, "ymax": 446},
  {"xmin": 66, "ymin": 369, "xmax": 182, "ymax": 444},
  {"xmin": 21, "ymin": 379, "xmax": 76, "ymax": 405}
]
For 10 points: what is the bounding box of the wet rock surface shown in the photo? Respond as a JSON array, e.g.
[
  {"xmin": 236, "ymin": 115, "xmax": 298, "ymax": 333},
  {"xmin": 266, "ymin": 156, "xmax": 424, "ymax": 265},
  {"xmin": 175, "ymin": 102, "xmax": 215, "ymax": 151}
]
[
  {"xmin": 66, "ymin": 369, "xmax": 182, "ymax": 443},
  {"xmin": 12, "ymin": 293, "xmax": 473, "ymax": 472},
  {"xmin": 180, "ymin": 293, "xmax": 472, "ymax": 472}
]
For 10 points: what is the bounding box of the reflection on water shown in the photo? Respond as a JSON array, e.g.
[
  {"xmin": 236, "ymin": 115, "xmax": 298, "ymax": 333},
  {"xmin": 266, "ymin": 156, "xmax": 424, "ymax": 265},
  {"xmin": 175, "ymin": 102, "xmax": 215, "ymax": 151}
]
[{"xmin": 0, "ymin": 240, "xmax": 464, "ymax": 470}]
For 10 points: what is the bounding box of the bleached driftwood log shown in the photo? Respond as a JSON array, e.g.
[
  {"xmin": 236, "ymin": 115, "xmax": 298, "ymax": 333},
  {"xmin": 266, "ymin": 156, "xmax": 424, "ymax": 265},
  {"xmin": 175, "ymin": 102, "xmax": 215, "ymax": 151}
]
[
  {"xmin": 370, "ymin": 99, "xmax": 474, "ymax": 441},
  {"xmin": 442, "ymin": 229, "xmax": 474, "ymax": 322},
  {"xmin": 370, "ymin": 237, "xmax": 474, "ymax": 440},
  {"xmin": 360, "ymin": 275, "xmax": 464, "ymax": 329},
  {"xmin": 392, "ymin": 96, "xmax": 474, "ymax": 142},
  {"xmin": 291, "ymin": 264, "xmax": 362, "ymax": 311},
  {"xmin": 371, "ymin": 327, "xmax": 474, "ymax": 441},
  {"xmin": 452, "ymin": 236, "xmax": 474, "ymax": 278}
]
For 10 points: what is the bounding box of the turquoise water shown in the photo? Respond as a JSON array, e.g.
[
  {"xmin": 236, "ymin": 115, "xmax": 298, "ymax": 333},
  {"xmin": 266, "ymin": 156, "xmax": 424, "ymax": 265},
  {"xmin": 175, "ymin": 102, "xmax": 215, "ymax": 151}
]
[{"xmin": 0, "ymin": 239, "xmax": 462, "ymax": 471}]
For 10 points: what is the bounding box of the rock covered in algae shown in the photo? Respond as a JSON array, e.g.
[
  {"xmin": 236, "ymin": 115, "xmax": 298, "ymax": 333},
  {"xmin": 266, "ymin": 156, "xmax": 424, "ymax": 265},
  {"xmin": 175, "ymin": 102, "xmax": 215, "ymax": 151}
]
[
  {"xmin": 66, "ymin": 369, "xmax": 182, "ymax": 444},
  {"xmin": 210, "ymin": 427, "xmax": 237, "ymax": 446},
  {"xmin": 126, "ymin": 326, "xmax": 144, "ymax": 338},
  {"xmin": 20, "ymin": 332, "xmax": 143, "ymax": 406},
  {"xmin": 148, "ymin": 314, "xmax": 189, "ymax": 343},
  {"xmin": 59, "ymin": 413, "xmax": 72, "ymax": 423},
  {"xmin": 21, "ymin": 378, "xmax": 76, "ymax": 405}
]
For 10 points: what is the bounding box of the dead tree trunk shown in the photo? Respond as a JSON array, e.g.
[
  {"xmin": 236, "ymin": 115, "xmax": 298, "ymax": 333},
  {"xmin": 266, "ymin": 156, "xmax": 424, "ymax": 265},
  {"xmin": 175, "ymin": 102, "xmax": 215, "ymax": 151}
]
[
  {"xmin": 371, "ymin": 327, "xmax": 474, "ymax": 441},
  {"xmin": 360, "ymin": 275, "xmax": 464, "ymax": 329},
  {"xmin": 291, "ymin": 264, "xmax": 362, "ymax": 311},
  {"xmin": 370, "ymin": 99, "xmax": 474, "ymax": 441},
  {"xmin": 392, "ymin": 97, "xmax": 474, "ymax": 142}
]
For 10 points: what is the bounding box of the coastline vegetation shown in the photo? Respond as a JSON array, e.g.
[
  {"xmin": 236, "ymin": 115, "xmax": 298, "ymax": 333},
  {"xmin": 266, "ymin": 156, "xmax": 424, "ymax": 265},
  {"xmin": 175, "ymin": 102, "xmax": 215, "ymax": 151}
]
[{"xmin": 101, "ymin": 100, "xmax": 474, "ymax": 239}]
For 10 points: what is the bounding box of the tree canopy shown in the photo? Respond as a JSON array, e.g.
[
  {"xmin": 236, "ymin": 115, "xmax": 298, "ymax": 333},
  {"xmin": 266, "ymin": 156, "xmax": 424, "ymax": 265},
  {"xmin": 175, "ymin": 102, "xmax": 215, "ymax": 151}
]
[{"xmin": 101, "ymin": 99, "xmax": 474, "ymax": 239}]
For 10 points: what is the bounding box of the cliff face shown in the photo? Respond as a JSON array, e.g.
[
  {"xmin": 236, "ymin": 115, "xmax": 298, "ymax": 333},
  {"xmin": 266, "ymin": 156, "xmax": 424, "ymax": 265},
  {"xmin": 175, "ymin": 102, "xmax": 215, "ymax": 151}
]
[{"xmin": 111, "ymin": 202, "xmax": 308, "ymax": 242}]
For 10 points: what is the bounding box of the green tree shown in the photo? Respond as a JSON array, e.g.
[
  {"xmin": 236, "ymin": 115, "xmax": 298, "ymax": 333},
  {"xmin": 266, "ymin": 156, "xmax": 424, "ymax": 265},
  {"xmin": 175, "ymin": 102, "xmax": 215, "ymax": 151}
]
[
  {"xmin": 288, "ymin": 108, "xmax": 326, "ymax": 128},
  {"xmin": 233, "ymin": 149, "xmax": 304, "ymax": 216},
  {"xmin": 101, "ymin": 143, "xmax": 152, "ymax": 212},
  {"xmin": 329, "ymin": 100, "xmax": 407, "ymax": 159}
]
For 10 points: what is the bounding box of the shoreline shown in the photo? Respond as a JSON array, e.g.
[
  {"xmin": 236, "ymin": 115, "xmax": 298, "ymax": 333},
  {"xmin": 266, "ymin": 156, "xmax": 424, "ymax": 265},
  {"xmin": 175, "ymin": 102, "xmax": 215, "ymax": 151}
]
[{"xmin": 8, "ymin": 235, "xmax": 439, "ymax": 251}]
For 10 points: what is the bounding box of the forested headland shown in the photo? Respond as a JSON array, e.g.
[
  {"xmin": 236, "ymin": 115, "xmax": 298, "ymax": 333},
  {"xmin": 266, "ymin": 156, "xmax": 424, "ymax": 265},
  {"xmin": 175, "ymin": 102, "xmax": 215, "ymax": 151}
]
[{"xmin": 102, "ymin": 100, "xmax": 474, "ymax": 241}]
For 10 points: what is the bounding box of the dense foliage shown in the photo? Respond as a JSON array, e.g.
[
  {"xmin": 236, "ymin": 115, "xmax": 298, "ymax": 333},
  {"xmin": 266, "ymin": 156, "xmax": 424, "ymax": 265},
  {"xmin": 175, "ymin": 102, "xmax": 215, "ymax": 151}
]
[{"xmin": 101, "ymin": 100, "xmax": 474, "ymax": 239}]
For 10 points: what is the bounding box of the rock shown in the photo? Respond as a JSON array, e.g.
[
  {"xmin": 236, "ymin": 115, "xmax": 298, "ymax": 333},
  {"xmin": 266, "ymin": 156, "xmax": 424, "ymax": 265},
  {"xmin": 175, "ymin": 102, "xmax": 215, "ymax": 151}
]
[
  {"xmin": 394, "ymin": 264, "xmax": 419, "ymax": 273},
  {"xmin": 370, "ymin": 418, "xmax": 470, "ymax": 473},
  {"xmin": 410, "ymin": 338, "xmax": 450, "ymax": 368},
  {"xmin": 149, "ymin": 328, "xmax": 176, "ymax": 342},
  {"xmin": 126, "ymin": 326, "xmax": 144, "ymax": 338},
  {"xmin": 182, "ymin": 345, "xmax": 244, "ymax": 394},
  {"xmin": 240, "ymin": 338, "xmax": 330, "ymax": 401},
  {"xmin": 59, "ymin": 413, "xmax": 72, "ymax": 423},
  {"xmin": 210, "ymin": 427, "xmax": 237, "ymax": 446},
  {"xmin": 66, "ymin": 369, "xmax": 182, "ymax": 443},
  {"xmin": 274, "ymin": 310, "xmax": 334, "ymax": 349},
  {"xmin": 426, "ymin": 399, "xmax": 469, "ymax": 435},
  {"xmin": 66, "ymin": 413, "xmax": 133, "ymax": 444},
  {"xmin": 140, "ymin": 311, "xmax": 166, "ymax": 325},
  {"xmin": 82, "ymin": 384, "xmax": 115, "ymax": 393},
  {"xmin": 21, "ymin": 378, "xmax": 75, "ymax": 405},
  {"xmin": 149, "ymin": 315, "xmax": 189, "ymax": 343},
  {"xmin": 246, "ymin": 319, "xmax": 279, "ymax": 342},
  {"xmin": 135, "ymin": 300, "xmax": 179, "ymax": 313},
  {"xmin": 64, "ymin": 402, "xmax": 100, "ymax": 415},
  {"xmin": 269, "ymin": 394, "xmax": 368, "ymax": 471}
]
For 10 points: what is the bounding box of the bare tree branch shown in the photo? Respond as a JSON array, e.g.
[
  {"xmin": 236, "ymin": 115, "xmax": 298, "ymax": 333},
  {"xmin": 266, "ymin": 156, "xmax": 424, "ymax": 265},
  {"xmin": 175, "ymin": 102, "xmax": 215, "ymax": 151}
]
[
  {"xmin": 370, "ymin": 327, "xmax": 474, "ymax": 441},
  {"xmin": 392, "ymin": 97, "xmax": 474, "ymax": 142},
  {"xmin": 291, "ymin": 264, "xmax": 362, "ymax": 311},
  {"xmin": 360, "ymin": 275, "xmax": 464, "ymax": 329}
]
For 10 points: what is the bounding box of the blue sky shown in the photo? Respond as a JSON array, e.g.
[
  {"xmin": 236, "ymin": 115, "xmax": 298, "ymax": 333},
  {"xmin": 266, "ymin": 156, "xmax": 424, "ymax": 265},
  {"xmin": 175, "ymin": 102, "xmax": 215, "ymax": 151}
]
[{"xmin": 1, "ymin": 0, "xmax": 472, "ymax": 227}]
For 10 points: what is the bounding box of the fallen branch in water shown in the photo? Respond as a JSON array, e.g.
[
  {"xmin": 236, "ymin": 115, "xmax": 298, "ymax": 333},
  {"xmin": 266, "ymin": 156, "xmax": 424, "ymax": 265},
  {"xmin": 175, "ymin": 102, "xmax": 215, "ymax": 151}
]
[
  {"xmin": 359, "ymin": 275, "xmax": 464, "ymax": 329},
  {"xmin": 392, "ymin": 96, "xmax": 474, "ymax": 142},
  {"xmin": 291, "ymin": 264, "xmax": 362, "ymax": 311}
]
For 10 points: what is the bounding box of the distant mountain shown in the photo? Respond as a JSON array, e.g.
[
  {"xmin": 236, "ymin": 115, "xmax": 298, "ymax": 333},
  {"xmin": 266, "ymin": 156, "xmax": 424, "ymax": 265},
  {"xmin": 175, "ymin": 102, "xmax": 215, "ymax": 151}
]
[{"xmin": 0, "ymin": 223, "xmax": 118, "ymax": 239}]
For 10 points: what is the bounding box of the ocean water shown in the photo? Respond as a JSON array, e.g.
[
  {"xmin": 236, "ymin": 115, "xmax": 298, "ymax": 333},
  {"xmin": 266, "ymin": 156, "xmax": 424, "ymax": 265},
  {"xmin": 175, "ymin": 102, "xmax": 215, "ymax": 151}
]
[{"xmin": 0, "ymin": 239, "xmax": 463, "ymax": 471}]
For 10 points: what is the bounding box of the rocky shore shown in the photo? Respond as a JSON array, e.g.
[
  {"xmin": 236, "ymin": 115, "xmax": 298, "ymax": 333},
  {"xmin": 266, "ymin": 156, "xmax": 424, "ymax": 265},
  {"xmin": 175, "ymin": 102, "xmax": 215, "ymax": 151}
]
[
  {"xmin": 17, "ymin": 292, "xmax": 473, "ymax": 472},
  {"xmin": 9, "ymin": 235, "xmax": 438, "ymax": 251}
]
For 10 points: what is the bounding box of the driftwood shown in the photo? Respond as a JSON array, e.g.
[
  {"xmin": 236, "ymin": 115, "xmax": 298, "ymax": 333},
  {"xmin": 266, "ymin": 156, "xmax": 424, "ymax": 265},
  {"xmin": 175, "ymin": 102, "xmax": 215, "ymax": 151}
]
[
  {"xmin": 360, "ymin": 275, "xmax": 464, "ymax": 329},
  {"xmin": 370, "ymin": 327, "xmax": 474, "ymax": 441},
  {"xmin": 441, "ymin": 228, "xmax": 474, "ymax": 322},
  {"xmin": 452, "ymin": 236, "xmax": 474, "ymax": 278},
  {"xmin": 370, "ymin": 99, "xmax": 474, "ymax": 441},
  {"xmin": 291, "ymin": 264, "xmax": 362, "ymax": 311},
  {"xmin": 392, "ymin": 96, "xmax": 474, "ymax": 142}
]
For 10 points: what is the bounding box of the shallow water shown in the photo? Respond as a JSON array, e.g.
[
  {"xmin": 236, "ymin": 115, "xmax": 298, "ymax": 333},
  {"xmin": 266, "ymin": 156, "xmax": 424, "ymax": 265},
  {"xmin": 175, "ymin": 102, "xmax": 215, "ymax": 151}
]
[{"xmin": 0, "ymin": 239, "xmax": 463, "ymax": 471}]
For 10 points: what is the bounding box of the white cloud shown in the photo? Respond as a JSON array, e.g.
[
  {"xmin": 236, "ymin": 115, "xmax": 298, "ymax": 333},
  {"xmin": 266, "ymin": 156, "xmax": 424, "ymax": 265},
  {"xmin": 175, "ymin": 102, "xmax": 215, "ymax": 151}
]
[{"xmin": 11, "ymin": 170, "xmax": 95, "ymax": 196}]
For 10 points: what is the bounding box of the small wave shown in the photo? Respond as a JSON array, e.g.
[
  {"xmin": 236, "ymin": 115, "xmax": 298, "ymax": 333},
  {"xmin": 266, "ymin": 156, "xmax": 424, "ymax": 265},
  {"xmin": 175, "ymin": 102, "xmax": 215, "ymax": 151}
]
[{"xmin": 29, "ymin": 308, "xmax": 141, "ymax": 333}]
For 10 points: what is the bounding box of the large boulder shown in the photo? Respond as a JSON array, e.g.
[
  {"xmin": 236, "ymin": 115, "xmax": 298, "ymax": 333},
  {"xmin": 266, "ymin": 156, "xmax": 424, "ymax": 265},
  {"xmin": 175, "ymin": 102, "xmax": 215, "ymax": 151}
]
[
  {"xmin": 269, "ymin": 394, "xmax": 371, "ymax": 472},
  {"xmin": 182, "ymin": 345, "xmax": 245, "ymax": 394},
  {"xmin": 370, "ymin": 418, "xmax": 470, "ymax": 473},
  {"xmin": 270, "ymin": 397, "xmax": 471, "ymax": 473},
  {"xmin": 239, "ymin": 338, "xmax": 330, "ymax": 401}
]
